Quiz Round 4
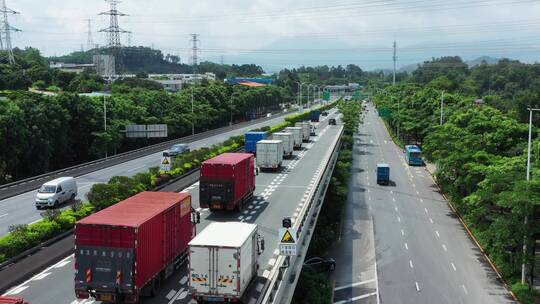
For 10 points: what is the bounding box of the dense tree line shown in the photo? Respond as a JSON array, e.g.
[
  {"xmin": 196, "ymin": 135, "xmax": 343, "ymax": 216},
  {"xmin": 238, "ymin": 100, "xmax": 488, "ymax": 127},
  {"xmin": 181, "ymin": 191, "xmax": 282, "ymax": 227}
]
[
  {"xmin": 0, "ymin": 83, "xmax": 287, "ymax": 183},
  {"xmin": 373, "ymin": 56, "xmax": 540, "ymax": 301}
]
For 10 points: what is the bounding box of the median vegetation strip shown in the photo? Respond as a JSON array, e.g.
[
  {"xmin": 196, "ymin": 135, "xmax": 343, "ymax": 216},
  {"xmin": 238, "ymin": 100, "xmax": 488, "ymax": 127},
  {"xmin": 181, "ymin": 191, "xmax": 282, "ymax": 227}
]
[
  {"xmin": 372, "ymin": 57, "xmax": 540, "ymax": 303},
  {"xmin": 0, "ymin": 105, "xmax": 333, "ymax": 265},
  {"xmin": 293, "ymin": 100, "xmax": 361, "ymax": 304}
]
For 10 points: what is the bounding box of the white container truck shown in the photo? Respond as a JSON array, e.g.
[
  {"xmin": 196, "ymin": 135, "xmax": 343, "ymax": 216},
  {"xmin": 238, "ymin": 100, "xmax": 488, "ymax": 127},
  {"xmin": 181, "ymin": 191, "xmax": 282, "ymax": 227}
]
[
  {"xmin": 284, "ymin": 127, "xmax": 302, "ymax": 149},
  {"xmin": 272, "ymin": 132, "xmax": 294, "ymax": 158},
  {"xmin": 295, "ymin": 122, "xmax": 311, "ymax": 142},
  {"xmin": 189, "ymin": 222, "xmax": 265, "ymax": 303},
  {"xmin": 256, "ymin": 140, "xmax": 284, "ymax": 170}
]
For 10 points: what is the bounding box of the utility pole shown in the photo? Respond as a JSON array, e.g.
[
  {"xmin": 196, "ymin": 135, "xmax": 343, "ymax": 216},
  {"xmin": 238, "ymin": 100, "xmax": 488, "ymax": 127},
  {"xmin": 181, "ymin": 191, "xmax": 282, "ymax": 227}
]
[
  {"xmin": 440, "ymin": 91, "xmax": 444, "ymax": 126},
  {"xmin": 99, "ymin": 0, "xmax": 130, "ymax": 49},
  {"xmin": 220, "ymin": 55, "xmax": 224, "ymax": 65},
  {"xmin": 393, "ymin": 40, "xmax": 397, "ymax": 86},
  {"xmin": 103, "ymin": 95, "xmax": 108, "ymax": 159},
  {"xmin": 86, "ymin": 19, "xmax": 94, "ymax": 50},
  {"xmin": 127, "ymin": 32, "xmax": 132, "ymax": 47},
  {"xmin": 0, "ymin": 0, "xmax": 20, "ymax": 65},
  {"xmin": 524, "ymin": 108, "xmax": 540, "ymax": 284},
  {"xmin": 190, "ymin": 34, "xmax": 199, "ymax": 66}
]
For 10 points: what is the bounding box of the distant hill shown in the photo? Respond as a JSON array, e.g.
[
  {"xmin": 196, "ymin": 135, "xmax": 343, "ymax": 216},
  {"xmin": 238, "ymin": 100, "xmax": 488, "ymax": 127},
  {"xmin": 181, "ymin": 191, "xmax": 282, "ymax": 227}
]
[
  {"xmin": 465, "ymin": 56, "xmax": 500, "ymax": 67},
  {"xmin": 399, "ymin": 64, "xmax": 419, "ymax": 74}
]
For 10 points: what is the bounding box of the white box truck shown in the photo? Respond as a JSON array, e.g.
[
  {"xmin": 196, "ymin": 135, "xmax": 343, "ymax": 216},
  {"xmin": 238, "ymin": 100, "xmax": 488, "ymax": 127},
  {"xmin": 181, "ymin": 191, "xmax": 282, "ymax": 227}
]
[
  {"xmin": 189, "ymin": 222, "xmax": 264, "ymax": 303},
  {"xmin": 284, "ymin": 127, "xmax": 302, "ymax": 149},
  {"xmin": 256, "ymin": 140, "xmax": 284, "ymax": 170},
  {"xmin": 272, "ymin": 132, "xmax": 294, "ymax": 158},
  {"xmin": 295, "ymin": 122, "xmax": 311, "ymax": 142}
]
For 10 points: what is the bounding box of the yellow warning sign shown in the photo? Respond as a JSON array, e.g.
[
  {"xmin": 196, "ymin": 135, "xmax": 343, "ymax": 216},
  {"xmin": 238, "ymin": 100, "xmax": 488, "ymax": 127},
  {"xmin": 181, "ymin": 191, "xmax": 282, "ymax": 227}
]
[
  {"xmin": 281, "ymin": 230, "xmax": 295, "ymax": 243},
  {"xmin": 162, "ymin": 158, "xmax": 170, "ymax": 165}
]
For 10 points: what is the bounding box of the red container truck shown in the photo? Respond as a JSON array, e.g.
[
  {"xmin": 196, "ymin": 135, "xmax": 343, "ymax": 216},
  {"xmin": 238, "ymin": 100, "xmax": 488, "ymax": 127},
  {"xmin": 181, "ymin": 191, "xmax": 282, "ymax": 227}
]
[
  {"xmin": 0, "ymin": 297, "xmax": 28, "ymax": 304},
  {"xmin": 74, "ymin": 192, "xmax": 196, "ymax": 304},
  {"xmin": 199, "ymin": 153, "xmax": 255, "ymax": 212}
]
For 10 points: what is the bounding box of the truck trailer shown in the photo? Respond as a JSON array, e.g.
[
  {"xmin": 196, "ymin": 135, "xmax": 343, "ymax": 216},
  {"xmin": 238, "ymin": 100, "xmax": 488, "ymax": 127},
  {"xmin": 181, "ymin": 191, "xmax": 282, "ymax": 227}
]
[
  {"xmin": 310, "ymin": 110, "xmax": 321, "ymax": 122},
  {"xmin": 244, "ymin": 132, "xmax": 267, "ymax": 154},
  {"xmin": 272, "ymin": 132, "xmax": 294, "ymax": 158},
  {"xmin": 256, "ymin": 140, "xmax": 284, "ymax": 170},
  {"xmin": 295, "ymin": 122, "xmax": 311, "ymax": 142},
  {"xmin": 284, "ymin": 127, "xmax": 302, "ymax": 149},
  {"xmin": 376, "ymin": 163, "xmax": 390, "ymax": 185},
  {"xmin": 189, "ymin": 222, "xmax": 264, "ymax": 304},
  {"xmin": 200, "ymin": 153, "xmax": 255, "ymax": 212},
  {"xmin": 74, "ymin": 192, "xmax": 196, "ymax": 304}
]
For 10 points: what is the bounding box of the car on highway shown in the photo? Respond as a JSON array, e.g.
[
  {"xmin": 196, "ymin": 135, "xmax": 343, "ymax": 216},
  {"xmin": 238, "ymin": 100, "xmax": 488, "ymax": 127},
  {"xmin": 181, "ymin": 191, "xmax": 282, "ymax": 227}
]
[
  {"xmin": 321, "ymin": 111, "xmax": 329, "ymax": 116},
  {"xmin": 35, "ymin": 177, "xmax": 77, "ymax": 209},
  {"xmin": 165, "ymin": 143, "xmax": 190, "ymax": 157},
  {"xmin": 303, "ymin": 257, "xmax": 336, "ymax": 272},
  {"xmin": 329, "ymin": 118, "xmax": 337, "ymax": 125}
]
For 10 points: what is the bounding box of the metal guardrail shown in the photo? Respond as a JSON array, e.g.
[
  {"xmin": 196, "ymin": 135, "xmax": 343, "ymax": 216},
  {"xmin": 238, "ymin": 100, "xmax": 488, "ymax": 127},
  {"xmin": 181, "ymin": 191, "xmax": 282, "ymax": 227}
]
[
  {"xmin": 0, "ymin": 111, "xmax": 288, "ymax": 200},
  {"xmin": 260, "ymin": 125, "xmax": 344, "ymax": 304}
]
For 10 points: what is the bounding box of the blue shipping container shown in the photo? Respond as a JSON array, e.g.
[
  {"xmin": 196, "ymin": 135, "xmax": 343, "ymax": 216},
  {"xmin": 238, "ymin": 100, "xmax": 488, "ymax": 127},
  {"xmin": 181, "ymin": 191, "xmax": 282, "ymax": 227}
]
[
  {"xmin": 245, "ymin": 132, "xmax": 267, "ymax": 153},
  {"xmin": 376, "ymin": 164, "xmax": 390, "ymax": 185}
]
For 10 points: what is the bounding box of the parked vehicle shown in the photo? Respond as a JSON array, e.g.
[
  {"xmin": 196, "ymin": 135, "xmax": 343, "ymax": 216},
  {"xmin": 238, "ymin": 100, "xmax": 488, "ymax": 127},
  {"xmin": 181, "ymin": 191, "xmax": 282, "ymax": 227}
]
[
  {"xmin": 295, "ymin": 122, "xmax": 311, "ymax": 142},
  {"xmin": 310, "ymin": 123, "xmax": 316, "ymax": 136},
  {"xmin": 284, "ymin": 127, "xmax": 303, "ymax": 149},
  {"xmin": 165, "ymin": 143, "xmax": 190, "ymax": 157},
  {"xmin": 200, "ymin": 153, "xmax": 255, "ymax": 211},
  {"xmin": 189, "ymin": 222, "xmax": 264, "ymax": 303},
  {"xmin": 245, "ymin": 132, "xmax": 267, "ymax": 154},
  {"xmin": 404, "ymin": 145, "xmax": 423, "ymax": 166},
  {"xmin": 0, "ymin": 297, "xmax": 29, "ymax": 304},
  {"xmin": 272, "ymin": 132, "xmax": 294, "ymax": 158},
  {"xmin": 256, "ymin": 140, "xmax": 284, "ymax": 170},
  {"xmin": 329, "ymin": 118, "xmax": 337, "ymax": 125},
  {"xmin": 35, "ymin": 177, "xmax": 77, "ymax": 209},
  {"xmin": 303, "ymin": 257, "xmax": 336, "ymax": 272},
  {"xmin": 376, "ymin": 163, "xmax": 390, "ymax": 185},
  {"xmin": 310, "ymin": 110, "xmax": 321, "ymax": 122},
  {"xmin": 74, "ymin": 192, "xmax": 197, "ymax": 304}
]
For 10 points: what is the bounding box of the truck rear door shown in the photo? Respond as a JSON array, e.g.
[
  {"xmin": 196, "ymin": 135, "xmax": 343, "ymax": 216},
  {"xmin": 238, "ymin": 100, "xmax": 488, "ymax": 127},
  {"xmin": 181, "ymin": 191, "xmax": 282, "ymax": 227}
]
[
  {"xmin": 216, "ymin": 247, "xmax": 238, "ymax": 296},
  {"xmin": 190, "ymin": 247, "xmax": 238, "ymax": 298}
]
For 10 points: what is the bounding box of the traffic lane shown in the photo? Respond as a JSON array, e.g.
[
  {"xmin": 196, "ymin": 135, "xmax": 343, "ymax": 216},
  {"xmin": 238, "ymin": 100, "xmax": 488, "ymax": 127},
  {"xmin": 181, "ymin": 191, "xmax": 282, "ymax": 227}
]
[
  {"xmin": 364, "ymin": 107, "xmax": 469, "ymax": 303},
  {"xmin": 330, "ymin": 136, "xmax": 378, "ymax": 304},
  {"xmin": 364, "ymin": 104, "xmax": 513, "ymax": 303},
  {"xmin": 0, "ymin": 113, "xmax": 294, "ymax": 235}
]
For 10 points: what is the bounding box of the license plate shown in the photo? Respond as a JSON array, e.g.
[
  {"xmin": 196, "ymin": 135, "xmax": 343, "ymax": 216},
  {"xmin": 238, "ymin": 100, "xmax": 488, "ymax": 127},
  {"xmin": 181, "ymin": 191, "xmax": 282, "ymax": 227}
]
[
  {"xmin": 212, "ymin": 203, "xmax": 222, "ymax": 210},
  {"xmin": 100, "ymin": 294, "xmax": 113, "ymax": 301},
  {"xmin": 207, "ymin": 296, "xmax": 225, "ymax": 302}
]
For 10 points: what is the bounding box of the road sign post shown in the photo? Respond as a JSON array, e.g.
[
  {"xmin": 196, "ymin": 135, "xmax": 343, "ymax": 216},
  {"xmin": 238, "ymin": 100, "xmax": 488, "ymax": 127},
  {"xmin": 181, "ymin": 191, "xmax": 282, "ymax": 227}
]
[{"xmin": 160, "ymin": 155, "xmax": 172, "ymax": 171}]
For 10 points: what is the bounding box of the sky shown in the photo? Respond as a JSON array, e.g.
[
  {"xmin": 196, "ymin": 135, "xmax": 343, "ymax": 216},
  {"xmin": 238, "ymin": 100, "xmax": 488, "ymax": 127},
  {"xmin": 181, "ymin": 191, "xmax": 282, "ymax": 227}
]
[{"xmin": 6, "ymin": 0, "xmax": 540, "ymax": 71}]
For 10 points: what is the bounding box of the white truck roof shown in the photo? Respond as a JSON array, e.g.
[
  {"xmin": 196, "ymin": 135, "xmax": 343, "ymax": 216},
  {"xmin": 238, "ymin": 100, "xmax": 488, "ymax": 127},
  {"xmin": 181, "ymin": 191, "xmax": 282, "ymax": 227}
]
[
  {"xmin": 43, "ymin": 177, "xmax": 74, "ymax": 186},
  {"xmin": 189, "ymin": 222, "xmax": 257, "ymax": 247},
  {"xmin": 273, "ymin": 132, "xmax": 292, "ymax": 135},
  {"xmin": 258, "ymin": 140, "xmax": 282, "ymax": 144}
]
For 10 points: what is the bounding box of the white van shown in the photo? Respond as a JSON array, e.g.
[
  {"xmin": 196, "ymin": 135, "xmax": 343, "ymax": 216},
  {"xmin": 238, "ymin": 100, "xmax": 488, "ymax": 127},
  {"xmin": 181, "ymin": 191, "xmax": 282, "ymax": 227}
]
[{"xmin": 35, "ymin": 177, "xmax": 78, "ymax": 209}]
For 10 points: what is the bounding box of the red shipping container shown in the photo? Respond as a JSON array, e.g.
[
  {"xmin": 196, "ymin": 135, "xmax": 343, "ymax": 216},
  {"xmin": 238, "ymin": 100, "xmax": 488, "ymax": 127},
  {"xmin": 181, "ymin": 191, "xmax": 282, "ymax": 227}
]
[
  {"xmin": 74, "ymin": 192, "xmax": 194, "ymax": 303},
  {"xmin": 200, "ymin": 153, "xmax": 255, "ymax": 211}
]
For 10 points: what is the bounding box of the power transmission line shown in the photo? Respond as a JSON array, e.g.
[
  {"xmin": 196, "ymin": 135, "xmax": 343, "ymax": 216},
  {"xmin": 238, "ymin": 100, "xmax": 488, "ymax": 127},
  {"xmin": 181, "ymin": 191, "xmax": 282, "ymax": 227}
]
[{"xmin": 0, "ymin": 0, "xmax": 20, "ymax": 65}]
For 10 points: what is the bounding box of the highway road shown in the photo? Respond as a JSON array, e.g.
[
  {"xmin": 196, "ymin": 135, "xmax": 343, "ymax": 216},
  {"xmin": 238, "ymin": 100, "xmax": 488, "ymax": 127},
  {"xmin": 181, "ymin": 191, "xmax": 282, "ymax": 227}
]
[
  {"xmin": 2, "ymin": 111, "xmax": 343, "ymax": 304},
  {"xmin": 0, "ymin": 107, "xmax": 326, "ymax": 236},
  {"xmin": 331, "ymin": 102, "xmax": 515, "ymax": 303}
]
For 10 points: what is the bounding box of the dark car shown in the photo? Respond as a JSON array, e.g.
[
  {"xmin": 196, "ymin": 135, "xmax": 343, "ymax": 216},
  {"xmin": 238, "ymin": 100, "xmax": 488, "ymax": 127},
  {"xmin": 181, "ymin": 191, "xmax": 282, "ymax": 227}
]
[
  {"xmin": 303, "ymin": 257, "xmax": 336, "ymax": 272},
  {"xmin": 329, "ymin": 118, "xmax": 337, "ymax": 125},
  {"xmin": 322, "ymin": 111, "xmax": 329, "ymax": 116},
  {"xmin": 165, "ymin": 143, "xmax": 190, "ymax": 157}
]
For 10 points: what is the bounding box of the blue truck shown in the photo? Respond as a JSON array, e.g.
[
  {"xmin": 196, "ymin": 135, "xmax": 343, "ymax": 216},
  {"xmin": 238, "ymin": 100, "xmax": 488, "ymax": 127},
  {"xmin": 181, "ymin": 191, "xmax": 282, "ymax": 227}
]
[
  {"xmin": 245, "ymin": 132, "xmax": 267, "ymax": 154},
  {"xmin": 376, "ymin": 164, "xmax": 390, "ymax": 185},
  {"xmin": 310, "ymin": 110, "xmax": 321, "ymax": 122}
]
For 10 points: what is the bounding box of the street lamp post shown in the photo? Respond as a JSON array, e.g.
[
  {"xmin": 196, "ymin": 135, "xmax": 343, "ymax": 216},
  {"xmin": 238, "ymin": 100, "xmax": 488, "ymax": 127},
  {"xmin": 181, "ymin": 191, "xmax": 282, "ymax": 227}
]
[
  {"xmin": 103, "ymin": 95, "xmax": 108, "ymax": 159},
  {"xmin": 191, "ymin": 87, "xmax": 195, "ymax": 136},
  {"xmin": 523, "ymin": 107, "xmax": 540, "ymax": 283},
  {"xmin": 440, "ymin": 91, "xmax": 445, "ymax": 126}
]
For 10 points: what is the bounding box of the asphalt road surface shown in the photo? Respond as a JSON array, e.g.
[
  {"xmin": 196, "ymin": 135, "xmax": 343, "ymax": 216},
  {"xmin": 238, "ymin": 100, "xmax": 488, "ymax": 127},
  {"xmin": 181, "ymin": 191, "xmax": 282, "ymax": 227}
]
[
  {"xmin": 2, "ymin": 111, "xmax": 343, "ymax": 304},
  {"xmin": 0, "ymin": 106, "xmax": 327, "ymax": 236},
  {"xmin": 331, "ymin": 103, "xmax": 515, "ymax": 304}
]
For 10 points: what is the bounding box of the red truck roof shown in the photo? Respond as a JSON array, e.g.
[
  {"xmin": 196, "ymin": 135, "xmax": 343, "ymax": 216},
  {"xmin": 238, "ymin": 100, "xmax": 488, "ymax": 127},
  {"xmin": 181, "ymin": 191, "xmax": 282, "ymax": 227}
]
[
  {"xmin": 202, "ymin": 153, "xmax": 253, "ymax": 166},
  {"xmin": 0, "ymin": 297, "xmax": 27, "ymax": 304},
  {"xmin": 77, "ymin": 191, "xmax": 190, "ymax": 227}
]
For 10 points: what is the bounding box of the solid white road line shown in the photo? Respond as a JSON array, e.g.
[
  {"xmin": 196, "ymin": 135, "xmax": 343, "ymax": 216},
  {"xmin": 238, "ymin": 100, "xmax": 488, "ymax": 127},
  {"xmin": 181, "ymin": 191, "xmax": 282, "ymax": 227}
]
[
  {"xmin": 0, "ymin": 213, "xmax": 9, "ymax": 219},
  {"xmin": 333, "ymin": 292, "xmax": 378, "ymax": 304}
]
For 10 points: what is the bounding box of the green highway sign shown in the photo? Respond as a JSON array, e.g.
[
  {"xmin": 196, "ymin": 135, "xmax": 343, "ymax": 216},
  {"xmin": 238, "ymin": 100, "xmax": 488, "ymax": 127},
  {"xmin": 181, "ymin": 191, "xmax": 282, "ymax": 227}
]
[
  {"xmin": 323, "ymin": 91, "xmax": 331, "ymax": 101},
  {"xmin": 379, "ymin": 108, "xmax": 392, "ymax": 118}
]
